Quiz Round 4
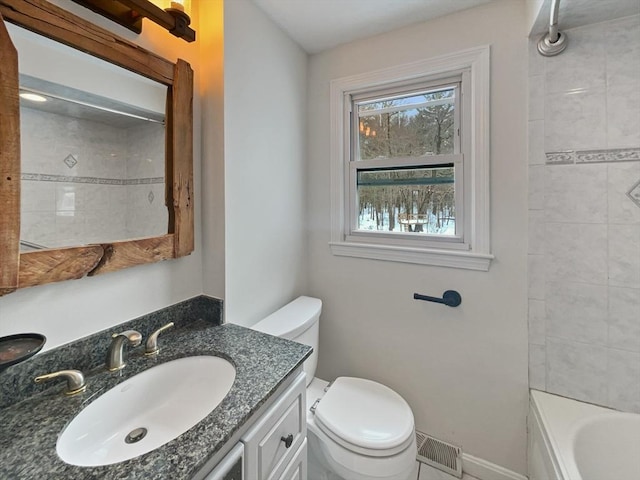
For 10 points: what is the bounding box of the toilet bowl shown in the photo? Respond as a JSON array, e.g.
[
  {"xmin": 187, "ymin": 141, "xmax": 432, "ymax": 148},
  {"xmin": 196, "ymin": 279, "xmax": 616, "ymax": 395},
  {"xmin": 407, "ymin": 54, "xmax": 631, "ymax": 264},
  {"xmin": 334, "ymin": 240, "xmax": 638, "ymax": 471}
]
[{"xmin": 251, "ymin": 296, "xmax": 417, "ymax": 480}]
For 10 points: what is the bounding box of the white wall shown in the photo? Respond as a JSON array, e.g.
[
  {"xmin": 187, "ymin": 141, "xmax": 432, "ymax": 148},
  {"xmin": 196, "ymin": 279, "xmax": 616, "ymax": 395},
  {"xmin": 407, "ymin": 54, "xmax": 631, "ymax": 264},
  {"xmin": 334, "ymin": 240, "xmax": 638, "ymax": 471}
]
[
  {"xmin": 528, "ymin": 15, "xmax": 640, "ymax": 412},
  {"xmin": 0, "ymin": 0, "xmax": 206, "ymax": 350},
  {"xmin": 201, "ymin": 0, "xmax": 226, "ymax": 301},
  {"xmin": 307, "ymin": 0, "xmax": 529, "ymax": 474},
  {"xmin": 223, "ymin": 0, "xmax": 308, "ymax": 326}
]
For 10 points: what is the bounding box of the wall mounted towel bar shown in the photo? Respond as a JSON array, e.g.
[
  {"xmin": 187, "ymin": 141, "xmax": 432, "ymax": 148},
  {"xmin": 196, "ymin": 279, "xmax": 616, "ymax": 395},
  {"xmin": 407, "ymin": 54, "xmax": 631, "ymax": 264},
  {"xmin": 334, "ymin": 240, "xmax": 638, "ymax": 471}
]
[{"xmin": 414, "ymin": 290, "xmax": 462, "ymax": 307}]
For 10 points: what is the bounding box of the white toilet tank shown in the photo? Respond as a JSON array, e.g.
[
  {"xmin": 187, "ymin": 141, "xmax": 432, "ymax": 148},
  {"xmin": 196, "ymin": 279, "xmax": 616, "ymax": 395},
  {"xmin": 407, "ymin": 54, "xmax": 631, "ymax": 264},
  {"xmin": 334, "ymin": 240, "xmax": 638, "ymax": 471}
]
[{"xmin": 251, "ymin": 296, "xmax": 321, "ymax": 386}]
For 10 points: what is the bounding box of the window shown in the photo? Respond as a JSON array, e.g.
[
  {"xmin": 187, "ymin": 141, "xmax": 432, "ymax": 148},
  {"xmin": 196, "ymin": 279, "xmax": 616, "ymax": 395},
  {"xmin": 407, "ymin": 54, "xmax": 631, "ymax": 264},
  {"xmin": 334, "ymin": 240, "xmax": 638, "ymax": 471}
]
[
  {"xmin": 330, "ymin": 47, "xmax": 493, "ymax": 270},
  {"xmin": 350, "ymin": 80, "xmax": 462, "ymax": 245}
]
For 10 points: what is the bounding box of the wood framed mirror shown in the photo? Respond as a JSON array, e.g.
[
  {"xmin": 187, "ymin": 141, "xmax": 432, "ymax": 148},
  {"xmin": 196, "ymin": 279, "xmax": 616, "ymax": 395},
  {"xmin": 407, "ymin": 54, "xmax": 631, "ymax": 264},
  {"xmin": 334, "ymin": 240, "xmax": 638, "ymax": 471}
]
[{"xmin": 0, "ymin": 0, "xmax": 193, "ymax": 296}]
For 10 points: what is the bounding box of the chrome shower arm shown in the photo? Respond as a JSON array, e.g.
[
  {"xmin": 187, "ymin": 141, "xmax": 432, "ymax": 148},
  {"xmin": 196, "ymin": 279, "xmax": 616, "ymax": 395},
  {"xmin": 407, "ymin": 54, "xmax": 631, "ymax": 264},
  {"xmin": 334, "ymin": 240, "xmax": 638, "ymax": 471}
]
[
  {"xmin": 548, "ymin": 0, "xmax": 561, "ymax": 44},
  {"xmin": 538, "ymin": 0, "xmax": 567, "ymax": 57}
]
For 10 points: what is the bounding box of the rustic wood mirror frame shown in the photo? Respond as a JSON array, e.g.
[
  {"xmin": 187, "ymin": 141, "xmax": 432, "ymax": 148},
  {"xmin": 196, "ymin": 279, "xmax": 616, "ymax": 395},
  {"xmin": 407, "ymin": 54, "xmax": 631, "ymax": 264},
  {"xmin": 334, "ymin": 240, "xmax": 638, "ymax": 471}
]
[{"xmin": 0, "ymin": 0, "xmax": 194, "ymax": 296}]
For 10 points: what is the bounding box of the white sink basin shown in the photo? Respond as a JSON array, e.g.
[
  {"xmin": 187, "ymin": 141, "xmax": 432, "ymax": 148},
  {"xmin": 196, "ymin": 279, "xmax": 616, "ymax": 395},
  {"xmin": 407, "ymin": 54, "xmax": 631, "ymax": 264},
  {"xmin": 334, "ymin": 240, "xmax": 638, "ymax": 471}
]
[{"xmin": 57, "ymin": 355, "xmax": 236, "ymax": 467}]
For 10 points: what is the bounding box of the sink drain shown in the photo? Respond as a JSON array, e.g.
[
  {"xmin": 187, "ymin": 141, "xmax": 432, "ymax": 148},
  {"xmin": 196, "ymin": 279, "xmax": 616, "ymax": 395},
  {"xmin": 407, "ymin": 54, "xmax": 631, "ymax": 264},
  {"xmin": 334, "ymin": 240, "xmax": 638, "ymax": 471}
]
[{"xmin": 125, "ymin": 427, "xmax": 148, "ymax": 444}]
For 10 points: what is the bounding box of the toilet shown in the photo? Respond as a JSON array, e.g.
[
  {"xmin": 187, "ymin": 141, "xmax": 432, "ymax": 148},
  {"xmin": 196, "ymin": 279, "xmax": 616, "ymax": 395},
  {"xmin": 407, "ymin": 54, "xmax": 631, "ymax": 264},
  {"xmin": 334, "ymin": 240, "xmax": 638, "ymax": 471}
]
[{"xmin": 251, "ymin": 296, "xmax": 417, "ymax": 480}]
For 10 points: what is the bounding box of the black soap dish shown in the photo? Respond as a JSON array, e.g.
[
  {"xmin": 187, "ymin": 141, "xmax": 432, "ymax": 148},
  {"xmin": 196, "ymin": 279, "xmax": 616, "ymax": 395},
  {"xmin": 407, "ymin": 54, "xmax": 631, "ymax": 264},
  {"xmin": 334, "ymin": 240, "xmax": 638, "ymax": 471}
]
[{"xmin": 0, "ymin": 333, "xmax": 46, "ymax": 372}]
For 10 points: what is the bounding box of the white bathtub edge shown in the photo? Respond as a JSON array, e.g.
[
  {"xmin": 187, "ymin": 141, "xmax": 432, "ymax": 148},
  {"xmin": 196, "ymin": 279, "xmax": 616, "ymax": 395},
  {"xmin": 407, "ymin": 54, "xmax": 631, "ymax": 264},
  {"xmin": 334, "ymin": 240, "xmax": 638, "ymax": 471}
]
[
  {"xmin": 462, "ymin": 453, "xmax": 528, "ymax": 480},
  {"xmin": 528, "ymin": 393, "xmax": 563, "ymax": 480}
]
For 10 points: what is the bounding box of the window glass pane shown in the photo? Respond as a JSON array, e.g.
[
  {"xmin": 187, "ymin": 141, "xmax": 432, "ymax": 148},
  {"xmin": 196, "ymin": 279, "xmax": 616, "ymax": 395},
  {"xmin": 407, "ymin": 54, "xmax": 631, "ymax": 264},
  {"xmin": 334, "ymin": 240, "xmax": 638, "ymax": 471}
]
[
  {"xmin": 356, "ymin": 165, "xmax": 455, "ymax": 235},
  {"xmin": 357, "ymin": 87, "xmax": 455, "ymax": 160}
]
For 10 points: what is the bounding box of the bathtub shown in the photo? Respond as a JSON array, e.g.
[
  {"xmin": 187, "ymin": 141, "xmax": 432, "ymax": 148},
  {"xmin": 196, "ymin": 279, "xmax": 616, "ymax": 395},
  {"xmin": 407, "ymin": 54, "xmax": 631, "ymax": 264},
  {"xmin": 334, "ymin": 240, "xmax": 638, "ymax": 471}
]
[{"xmin": 528, "ymin": 389, "xmax": 640, "ymax": 480}]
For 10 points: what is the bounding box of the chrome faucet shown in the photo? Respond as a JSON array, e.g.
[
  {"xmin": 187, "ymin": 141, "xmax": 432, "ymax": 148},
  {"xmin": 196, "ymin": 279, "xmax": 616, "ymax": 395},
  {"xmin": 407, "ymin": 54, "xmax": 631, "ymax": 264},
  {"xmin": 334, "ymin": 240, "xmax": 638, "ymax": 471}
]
[
  {"xmin": 145, "ymin": 322, "xmax": 174, "ymax": 356},
  {"xmin": 106, "ymin": 330, "xmax": 142, "ymax": 371},
  {"xmin": 34, "ymin": 369, "xmax": 86, "ymax": 396}
]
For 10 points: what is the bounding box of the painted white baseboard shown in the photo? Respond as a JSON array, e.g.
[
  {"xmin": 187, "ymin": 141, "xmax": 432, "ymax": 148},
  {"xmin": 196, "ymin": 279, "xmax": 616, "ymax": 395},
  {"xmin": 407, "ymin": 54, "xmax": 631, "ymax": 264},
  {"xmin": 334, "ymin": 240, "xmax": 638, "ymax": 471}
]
[{"xmin": 462, "ymin": 453, "xmax": 528, "ymax": 480}]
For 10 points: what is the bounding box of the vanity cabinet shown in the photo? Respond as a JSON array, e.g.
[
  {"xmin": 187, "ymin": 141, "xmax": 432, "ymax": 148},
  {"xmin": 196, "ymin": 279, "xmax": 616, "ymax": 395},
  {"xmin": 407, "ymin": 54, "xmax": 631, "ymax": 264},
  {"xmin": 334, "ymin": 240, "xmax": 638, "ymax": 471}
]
[{"xmin": 241, "ymin": 372, "xmax": 307, "ymax": 480}]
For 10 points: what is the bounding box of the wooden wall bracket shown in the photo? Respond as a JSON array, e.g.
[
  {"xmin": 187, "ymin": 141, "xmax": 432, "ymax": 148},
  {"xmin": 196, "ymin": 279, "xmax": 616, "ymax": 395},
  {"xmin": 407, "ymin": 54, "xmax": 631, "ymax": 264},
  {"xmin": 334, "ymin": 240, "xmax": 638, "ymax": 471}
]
[{"xmin": 70, "ymin": 0, "xmax": 195, "ymax": 42}]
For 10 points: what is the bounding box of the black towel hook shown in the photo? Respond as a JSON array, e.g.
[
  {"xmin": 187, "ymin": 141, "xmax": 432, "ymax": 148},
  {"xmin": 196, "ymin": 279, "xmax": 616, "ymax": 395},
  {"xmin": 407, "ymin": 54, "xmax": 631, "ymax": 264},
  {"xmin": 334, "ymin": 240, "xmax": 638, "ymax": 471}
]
[{"xmin": 414, "ymin": 290, "xmax": 462, "ymax": 307}]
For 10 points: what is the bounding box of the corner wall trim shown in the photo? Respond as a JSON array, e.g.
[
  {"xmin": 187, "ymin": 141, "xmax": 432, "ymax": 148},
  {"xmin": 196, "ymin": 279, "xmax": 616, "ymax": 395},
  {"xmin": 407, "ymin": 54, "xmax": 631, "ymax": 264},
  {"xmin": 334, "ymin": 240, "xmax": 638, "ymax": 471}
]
[{"xmin": 462, "ymin": 453, "xmax": 528, "ymax": 480}]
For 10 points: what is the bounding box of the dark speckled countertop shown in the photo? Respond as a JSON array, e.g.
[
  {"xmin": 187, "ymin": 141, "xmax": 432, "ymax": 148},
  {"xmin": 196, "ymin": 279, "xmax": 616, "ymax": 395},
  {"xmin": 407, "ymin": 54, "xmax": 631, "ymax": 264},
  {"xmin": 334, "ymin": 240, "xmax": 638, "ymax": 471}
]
[{"xmin": 0, "ymin": 321, "xmax": 311, "ymax": 479}]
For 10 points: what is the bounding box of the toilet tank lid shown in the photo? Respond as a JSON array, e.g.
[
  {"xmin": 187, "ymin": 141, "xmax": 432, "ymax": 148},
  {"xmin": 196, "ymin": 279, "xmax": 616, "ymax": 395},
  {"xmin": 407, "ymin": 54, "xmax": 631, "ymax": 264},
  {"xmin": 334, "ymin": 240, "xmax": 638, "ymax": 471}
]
[{"xmin": 252, "ymin": 296, "xmax": 322, "ymax": 340}]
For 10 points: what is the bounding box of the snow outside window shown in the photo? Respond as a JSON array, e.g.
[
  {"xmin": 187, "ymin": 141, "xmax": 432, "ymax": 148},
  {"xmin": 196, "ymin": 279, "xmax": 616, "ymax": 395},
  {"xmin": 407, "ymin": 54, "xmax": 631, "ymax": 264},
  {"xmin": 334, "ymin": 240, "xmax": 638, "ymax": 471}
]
[{"xmin": 329, "ymin": 47, "xmax": 493, "ymax": 270}]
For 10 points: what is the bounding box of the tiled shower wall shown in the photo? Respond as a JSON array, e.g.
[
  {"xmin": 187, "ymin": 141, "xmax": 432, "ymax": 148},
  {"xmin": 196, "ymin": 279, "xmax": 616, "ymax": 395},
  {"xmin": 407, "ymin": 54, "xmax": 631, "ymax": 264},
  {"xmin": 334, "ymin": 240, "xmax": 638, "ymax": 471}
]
[
  {"xmin": 20, "ymin": 108, "xmax": 166, "ymax": 249},
  {"xmin": 528, "ymin": 15, "xmax": 640, "ymax": 412},
  {"xmin": 125, "ymin": 121, "xmax": 167, "ymax": 240}
]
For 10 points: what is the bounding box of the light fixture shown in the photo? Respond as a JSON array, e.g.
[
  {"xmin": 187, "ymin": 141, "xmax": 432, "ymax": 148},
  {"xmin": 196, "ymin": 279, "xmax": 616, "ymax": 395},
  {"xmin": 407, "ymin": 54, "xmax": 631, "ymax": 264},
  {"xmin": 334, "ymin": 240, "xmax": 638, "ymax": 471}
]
[
  {"xmin": 19, "ymin": 92, "xmax": 47, "ymax": 102},
  {"xmin": 70, "ymin": 0, "xmax": 195, "ymax": 42}
]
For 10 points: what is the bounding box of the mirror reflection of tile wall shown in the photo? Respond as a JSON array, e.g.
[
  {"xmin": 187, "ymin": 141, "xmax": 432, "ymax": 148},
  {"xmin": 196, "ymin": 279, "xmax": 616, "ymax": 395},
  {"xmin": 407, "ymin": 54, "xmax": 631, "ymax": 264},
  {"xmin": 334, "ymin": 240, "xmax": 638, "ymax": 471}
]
[{"xmin": 20, "ymin": 107, "xmax": 167, "ymax": 250}]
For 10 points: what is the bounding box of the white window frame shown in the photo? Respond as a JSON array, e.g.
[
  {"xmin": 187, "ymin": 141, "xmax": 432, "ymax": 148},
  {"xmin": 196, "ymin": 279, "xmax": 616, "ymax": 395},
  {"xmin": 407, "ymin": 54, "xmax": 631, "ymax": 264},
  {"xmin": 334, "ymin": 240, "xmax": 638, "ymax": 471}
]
[{"xmin": 329, "ymin": 46, "xmax": 493, "ymax": 271}]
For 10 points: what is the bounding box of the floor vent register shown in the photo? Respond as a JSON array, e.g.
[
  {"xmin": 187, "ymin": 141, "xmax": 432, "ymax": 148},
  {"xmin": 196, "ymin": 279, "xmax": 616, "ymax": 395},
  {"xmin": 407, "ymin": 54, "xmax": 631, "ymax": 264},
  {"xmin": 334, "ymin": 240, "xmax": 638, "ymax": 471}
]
[{"xmin": 415, "ymin": 430, "xmax": 462, "ymax": 478}]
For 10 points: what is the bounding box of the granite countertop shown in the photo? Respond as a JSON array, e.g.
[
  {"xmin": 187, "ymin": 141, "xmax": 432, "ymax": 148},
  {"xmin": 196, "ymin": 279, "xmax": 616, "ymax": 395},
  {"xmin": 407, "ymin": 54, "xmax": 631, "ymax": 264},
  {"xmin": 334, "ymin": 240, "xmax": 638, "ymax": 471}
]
[{"xmin": 0, "ymin": 322, "xmax": 311, "ymax": 479}]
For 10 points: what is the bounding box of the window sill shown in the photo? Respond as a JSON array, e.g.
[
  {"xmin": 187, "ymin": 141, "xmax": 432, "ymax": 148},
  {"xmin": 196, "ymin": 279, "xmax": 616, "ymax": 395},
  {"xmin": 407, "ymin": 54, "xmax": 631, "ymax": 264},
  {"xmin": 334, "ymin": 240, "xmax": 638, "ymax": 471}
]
[{"xmin": 329, "ymin": 241, "xmax": 493, "ymax": 271}]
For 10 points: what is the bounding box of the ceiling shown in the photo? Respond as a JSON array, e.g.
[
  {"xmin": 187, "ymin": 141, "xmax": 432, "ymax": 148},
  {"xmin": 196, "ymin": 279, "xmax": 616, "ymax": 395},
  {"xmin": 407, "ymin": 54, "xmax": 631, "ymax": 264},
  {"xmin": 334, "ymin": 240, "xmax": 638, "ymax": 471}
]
[
  {"xmin": 531, "ymin": 0, "xmax": 640, "ymax": 36},
  {"xmin": 250, "ymin": 0, "xmax": 494, "ymax": 54}
]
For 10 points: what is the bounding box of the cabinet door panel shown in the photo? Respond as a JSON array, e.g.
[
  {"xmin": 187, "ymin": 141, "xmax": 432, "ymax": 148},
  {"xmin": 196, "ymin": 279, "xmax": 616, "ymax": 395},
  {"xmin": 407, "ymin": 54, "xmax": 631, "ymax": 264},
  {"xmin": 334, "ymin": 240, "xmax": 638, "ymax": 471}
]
[
  {"xmin": 278, "ymin": 439, "xmax": 307, "ymax": 480},
  {"xmin": 242, "ymin": 372, "xmax": 306, "ymax": 480}
]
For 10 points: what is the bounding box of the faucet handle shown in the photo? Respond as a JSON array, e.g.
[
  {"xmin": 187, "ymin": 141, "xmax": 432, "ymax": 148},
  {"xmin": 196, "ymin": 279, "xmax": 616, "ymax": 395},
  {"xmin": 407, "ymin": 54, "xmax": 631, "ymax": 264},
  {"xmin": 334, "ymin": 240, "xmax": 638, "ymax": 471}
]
[
  {"xmin": 34, "ymin": 369, "xmax": 86, "ymax": 396},
  {"xmin": 145, "ymin": 322, "xmax": 174, "ymax": 356}
]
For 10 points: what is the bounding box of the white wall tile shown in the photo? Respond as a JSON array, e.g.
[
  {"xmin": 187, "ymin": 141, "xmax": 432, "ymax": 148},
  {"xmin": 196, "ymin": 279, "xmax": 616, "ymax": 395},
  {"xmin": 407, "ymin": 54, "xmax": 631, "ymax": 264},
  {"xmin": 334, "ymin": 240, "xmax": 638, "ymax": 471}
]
[
  {"xmin": 547, "ymin": 338, "xmax": 608, "ymax": 405},
  {"xmin": 608, "ymin": 161, "xmax": 640, "ymax": 225},
  {"xmin": 529, "ymin": 165, "xmax": 545, "ymax": 210},
  {"xmin": 544, "ymin": 23, "xmax": 606, "ymax": 95},
  {"xmin": 20, "ymin": 181, "xmax": 56, "ymax": 213},
  {"xmin": 608, "ymin": 224, "xmax": 640, "ymax": 288},
  {"xmin": 20, "ymin": 212, "xmax": 55, "ymax": 247},
  {"xmin": 546, "ymin": 281, "xmax": 608, "ymax": 344},
  {"xmin": 608, "ymin": 286, "xmax": 640, "ymax": 352},
  {"xmin": 607, "ymin": 348, "xmax": 640, "ymax": 413},
  {"xmin": 545, "ymin": 90, "xmax": 607, "ymax": 152},
  {"xmin": 529, "ymin": 75, "xmax": 545, "ymax": 121},
  {"xmin": 529, "ymin": 38, "xmax": 545, "ymax": 76},
  {"xmin": 528, "ymin": 209, "xmax": 545, "ymax": 255},
  {"xmin": 529, "ymin": 343, "xmax": 546, "ymax": 391},
  {"xmin": 544, "ymin": 223, "xmax": 608, "ymax": 284},
  {"xmin": 543, "ymin": 164, "xmax": 607, "ymax": 223},
  {"xmin": 529, "ymin": 299, "xmax": 546, "ymax": 345},
  {"xmin": 607, "ymin": 82, "xmax": 640, "ymax": 148},
  {"xmin": 607, "ymin": 162, "xmax": 640, "ymax": 225},
  {"xmin": 528, "ymin": 120, "xmax": 546, "ymax": 166},
  {"xmin": 55, "ymin": 184, "xmax": 78, "ymax": 212},
  {"xmin": 54, "ymin": 210, "xmax": 87, "ymax": 246},
  {"xmin": 125, "ymin": 121, "xmax": 166, "ymax": 179},
  {"xmin": 605, "ymin": 15, "xmax": 640, "ymax": 90},
  {"xmin": 528, "ymin": 254, "xmax": 545, "ymax": 300}
]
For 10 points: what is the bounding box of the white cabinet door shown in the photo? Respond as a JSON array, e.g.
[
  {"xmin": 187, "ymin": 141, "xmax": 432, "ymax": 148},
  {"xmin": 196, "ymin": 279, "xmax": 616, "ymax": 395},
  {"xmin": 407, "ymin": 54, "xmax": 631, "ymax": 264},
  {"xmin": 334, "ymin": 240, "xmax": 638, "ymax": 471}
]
[{"xmin": 242, "ymin": 372, "xmax": 306, "ymax": 480}]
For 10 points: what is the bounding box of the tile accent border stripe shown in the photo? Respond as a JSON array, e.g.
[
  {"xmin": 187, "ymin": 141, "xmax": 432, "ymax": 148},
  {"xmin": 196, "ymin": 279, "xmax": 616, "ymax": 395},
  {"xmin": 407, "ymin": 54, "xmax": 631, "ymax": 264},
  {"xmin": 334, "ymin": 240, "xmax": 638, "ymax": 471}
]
[
  {"xmin": 21, "ymin": 173, "xmax": 164, "ymax": 185},
  {"xmin": 546, "ymin": 147, "xmax": 640, "ymax": 165}
]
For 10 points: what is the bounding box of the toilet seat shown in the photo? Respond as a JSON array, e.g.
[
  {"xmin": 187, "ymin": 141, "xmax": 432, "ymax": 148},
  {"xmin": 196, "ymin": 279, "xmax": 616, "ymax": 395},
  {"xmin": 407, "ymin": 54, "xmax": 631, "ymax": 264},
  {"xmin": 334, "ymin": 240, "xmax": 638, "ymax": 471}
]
[{"xmin": 314, "ymin": 377, "xmax": 415, "ymax": 457}]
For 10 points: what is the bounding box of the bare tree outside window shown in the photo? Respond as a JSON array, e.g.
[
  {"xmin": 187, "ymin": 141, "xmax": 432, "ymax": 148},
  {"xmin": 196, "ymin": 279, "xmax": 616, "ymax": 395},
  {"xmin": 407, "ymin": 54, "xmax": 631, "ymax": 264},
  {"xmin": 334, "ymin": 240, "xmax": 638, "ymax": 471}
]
[{"xmin": 354, "ymin": 87, "xmax": 457, "ymax": 235}]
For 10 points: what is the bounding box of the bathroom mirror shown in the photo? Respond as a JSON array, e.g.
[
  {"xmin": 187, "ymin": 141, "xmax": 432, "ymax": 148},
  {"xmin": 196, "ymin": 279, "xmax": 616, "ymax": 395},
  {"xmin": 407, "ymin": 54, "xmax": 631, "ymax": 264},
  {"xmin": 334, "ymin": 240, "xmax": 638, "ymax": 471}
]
[{"xmin": 0, "ymin": 0, "xmax": 194, "ymax": 296}]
